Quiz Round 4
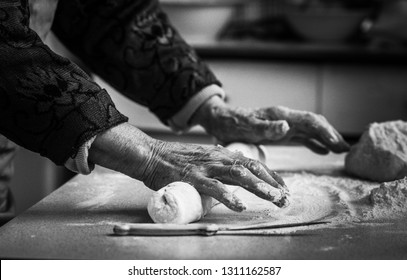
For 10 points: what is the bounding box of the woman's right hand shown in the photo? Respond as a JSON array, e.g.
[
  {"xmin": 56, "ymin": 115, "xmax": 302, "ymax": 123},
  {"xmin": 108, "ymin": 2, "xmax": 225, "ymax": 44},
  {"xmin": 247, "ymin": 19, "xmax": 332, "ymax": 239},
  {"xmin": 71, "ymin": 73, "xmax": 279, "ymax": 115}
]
[{"xmin": 89, "ymin": 123, "xmax": 289, "ymax": 212}]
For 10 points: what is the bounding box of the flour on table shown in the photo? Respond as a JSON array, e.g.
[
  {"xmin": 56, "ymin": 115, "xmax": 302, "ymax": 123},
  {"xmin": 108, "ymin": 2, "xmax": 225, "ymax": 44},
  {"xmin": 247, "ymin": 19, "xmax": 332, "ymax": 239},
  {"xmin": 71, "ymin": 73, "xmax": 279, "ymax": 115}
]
[
  {"xmin": 205, "ymin": 171, "xmax": 407, "ymax": 233},
  {"xmin": 247, "ymin": 172, "xmax": 381, "ymax": 226}
]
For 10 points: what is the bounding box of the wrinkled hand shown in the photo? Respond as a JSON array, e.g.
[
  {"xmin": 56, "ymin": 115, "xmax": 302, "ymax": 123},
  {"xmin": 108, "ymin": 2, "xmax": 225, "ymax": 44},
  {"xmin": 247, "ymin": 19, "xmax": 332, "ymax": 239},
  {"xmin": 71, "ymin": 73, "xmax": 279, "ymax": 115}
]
[
  {"xmin": 89, "ymin": 123, "xmax": 289, "ymax": 212},
  {"xmin": 193, "ymin": 96, "xmax": 350, "ymax": 154},
  {"xmin": 141, "ymin": 141, "xmax": 289, "ymax": 211}
]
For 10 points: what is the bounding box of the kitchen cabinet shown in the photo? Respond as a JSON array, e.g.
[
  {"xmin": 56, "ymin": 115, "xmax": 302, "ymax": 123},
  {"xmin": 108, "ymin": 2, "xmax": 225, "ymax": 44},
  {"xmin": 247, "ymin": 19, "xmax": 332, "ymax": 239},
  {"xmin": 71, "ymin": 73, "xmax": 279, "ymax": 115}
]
[
  {"xmin": 98, "ymin": 59, "xmax": 407, "ymax": 137},
  {"xmin": 10, "ymin": 148, "xmax": 72, "ymax": 215},
  {"xmin": 321, "ymin": 65, "xmax": 407, "ymax": 134},
  {"xmin": 95, "ymin": 60, "xmax": 319, "ymax": 132},
  {"xmin": 207, "ymin": 60, "xmax": 318, "ymax": 111},
  {"xmin": 46, "ymin": 32, "xmax": 407, "ymax": 137}
]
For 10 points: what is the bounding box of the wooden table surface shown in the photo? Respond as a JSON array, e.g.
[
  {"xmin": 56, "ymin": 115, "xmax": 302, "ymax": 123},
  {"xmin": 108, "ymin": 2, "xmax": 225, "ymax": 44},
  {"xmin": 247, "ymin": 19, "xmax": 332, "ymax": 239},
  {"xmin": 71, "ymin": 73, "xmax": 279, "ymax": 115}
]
[{"xmin": 1, "ymin": 146, "xmax": 406, "ymax": 259}]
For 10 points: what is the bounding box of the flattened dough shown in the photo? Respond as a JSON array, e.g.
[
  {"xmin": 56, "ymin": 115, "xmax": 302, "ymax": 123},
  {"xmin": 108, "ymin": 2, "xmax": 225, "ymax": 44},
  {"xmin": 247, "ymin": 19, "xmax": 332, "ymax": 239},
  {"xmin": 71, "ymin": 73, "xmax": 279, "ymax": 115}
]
[
  {"xmin": 147, "ymin": 182, "xmax": 213, "ymax": 224},
  {"xmin": 345, "ymin": 120, "xmax": 407, "ymax": 182}
]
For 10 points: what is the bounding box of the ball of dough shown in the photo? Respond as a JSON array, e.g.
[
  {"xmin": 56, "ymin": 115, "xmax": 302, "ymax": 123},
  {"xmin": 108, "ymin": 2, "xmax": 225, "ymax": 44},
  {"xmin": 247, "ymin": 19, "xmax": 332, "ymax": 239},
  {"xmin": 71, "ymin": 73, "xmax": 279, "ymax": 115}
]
[
  {"xmin": 147, "ymin": 182, "xmax": 213, "ymax": 224},
  {"xmin": 345, "ymin": 120, "xmax": 407, "ymax": 182}
]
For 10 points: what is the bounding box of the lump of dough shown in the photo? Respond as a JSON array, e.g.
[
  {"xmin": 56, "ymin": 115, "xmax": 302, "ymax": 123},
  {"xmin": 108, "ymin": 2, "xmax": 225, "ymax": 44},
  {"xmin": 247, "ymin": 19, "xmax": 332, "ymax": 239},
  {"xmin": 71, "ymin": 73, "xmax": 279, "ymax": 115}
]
[
  {"xmin": 370, "ymin": 177, "xmax": 407, "ymax": 208},
  {"xmin": 345, "ymin": 120, "xmax": 407, "ymax": 182},
  {"xmin": 147, "ymin": 182, "xmax": 213, "ymax": 224}
]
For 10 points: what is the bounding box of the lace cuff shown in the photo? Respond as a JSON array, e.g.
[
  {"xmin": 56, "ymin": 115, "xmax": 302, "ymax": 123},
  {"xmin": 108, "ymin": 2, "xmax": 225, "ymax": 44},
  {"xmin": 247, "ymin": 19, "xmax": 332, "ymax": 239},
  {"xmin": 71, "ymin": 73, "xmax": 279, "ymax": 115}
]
[
  {"xmin": 64, "ymin": 136, "xmax": 97, "ymax": 175},
  {"xmin": 168, "ymin": 84, "xmax": 226, "ymax": 133}
]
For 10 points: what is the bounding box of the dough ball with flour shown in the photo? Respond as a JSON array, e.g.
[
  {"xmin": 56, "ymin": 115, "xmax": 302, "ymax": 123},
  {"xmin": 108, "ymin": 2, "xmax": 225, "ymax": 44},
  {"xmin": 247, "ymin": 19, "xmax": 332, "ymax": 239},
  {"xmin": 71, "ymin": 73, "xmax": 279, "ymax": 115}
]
[
  {"xmin": 147, "ymin": 182, "xmax": 213, "ymax": 224},
  {"xmin": 345, "ymin": 120, "xmax": 407, "ymax": 182}
]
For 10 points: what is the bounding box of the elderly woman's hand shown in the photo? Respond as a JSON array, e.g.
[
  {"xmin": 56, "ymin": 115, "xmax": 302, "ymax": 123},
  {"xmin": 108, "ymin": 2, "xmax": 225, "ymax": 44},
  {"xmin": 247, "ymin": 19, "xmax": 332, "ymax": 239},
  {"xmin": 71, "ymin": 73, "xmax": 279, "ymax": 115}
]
[
  {"xmin": 89, "ymin": 123, "xmax": 289, "ymax": 212},
  {"xmin": 192, "ymin": 96, "xmax": 350, "ymax": 154}
]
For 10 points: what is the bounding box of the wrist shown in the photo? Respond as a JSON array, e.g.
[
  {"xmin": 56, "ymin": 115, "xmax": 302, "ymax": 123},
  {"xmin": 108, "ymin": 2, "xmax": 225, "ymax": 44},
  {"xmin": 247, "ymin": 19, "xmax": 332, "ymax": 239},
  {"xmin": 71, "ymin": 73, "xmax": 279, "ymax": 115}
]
[
  {"xmin": 88, "ymin": 123, "xmax": 156, "ymax": 180},
  {"xmin": 190, "ymin": 95, "xmax": 227, "ymax": 129}
]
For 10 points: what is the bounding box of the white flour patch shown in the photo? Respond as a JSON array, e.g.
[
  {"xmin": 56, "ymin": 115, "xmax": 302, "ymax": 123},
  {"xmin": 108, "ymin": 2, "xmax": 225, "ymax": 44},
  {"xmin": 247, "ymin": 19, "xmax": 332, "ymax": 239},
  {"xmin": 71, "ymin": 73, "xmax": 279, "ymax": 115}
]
[
  {"xmin": 206, "ymin": 172, "xmax": 407, "ymax": 234},
  {"xmin": 76, "ymin": 189, "xmax": 116, "ymax": 210}
]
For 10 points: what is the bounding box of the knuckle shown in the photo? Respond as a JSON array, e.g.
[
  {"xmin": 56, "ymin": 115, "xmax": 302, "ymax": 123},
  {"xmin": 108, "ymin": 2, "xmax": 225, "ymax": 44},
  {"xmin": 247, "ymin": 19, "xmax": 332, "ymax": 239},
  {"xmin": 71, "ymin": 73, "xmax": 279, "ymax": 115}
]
[
  {"xmin": 221, "ymin": 191, "xmax": 235, "ymax": 203},
  {"xmin": 305, "ymin": 111, "xmax": 317, "ymax": 121},
  {"xmin": 180, "ymin": 164, "xmax": 195, "ymax": 179},
  {"xmin": 245, "ymin": 160, "xmax": 262, "ymax": 175},
  {"xmin": 213, "ymin": 145, "xmax": 224, "ymax": 153},
  {"xmin": 314, "ymin": 113, "xmax": 327, "ymax": 123},
  {"xmin": 208, "ymin": 178, "xmax": 222, "ymax": 188},
  {"xmin": 230, "ymin": 165, "xmax": 247, "ymax": 178}
]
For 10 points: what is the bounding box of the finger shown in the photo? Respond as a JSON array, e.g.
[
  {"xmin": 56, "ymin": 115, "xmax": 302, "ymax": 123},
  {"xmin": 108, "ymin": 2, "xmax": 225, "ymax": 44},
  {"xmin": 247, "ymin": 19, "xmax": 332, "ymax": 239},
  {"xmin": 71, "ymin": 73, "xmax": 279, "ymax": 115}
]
[
  {"xmin": 319, "ymin": 131, "xmax": 350, "ymax": 153},
  {"xmin": 259, "ymin": 107, "xmax": 345, "ymax": 153},
  {"xmin": 292, "ymin": 136, "xmax": 330, "ymax": 155},
  {"xmin": 222, "ymin": 148, "xmax": 289, "ymax": 195},
  {"xmin": 317, "ymin": 124, "xmax": 349, "ymax": 153},
  {"xmin": 243, "ymin": 159, "xmax": 290, "ymax": 206},
  {"xmin": 241, "ymin": 158, "xmax": 289, "ymax": 194},
  {"xmin": 194, "ymin": 177, "xmax": 246, "ymax": 212},
  {"xmin": 213, "ymin": 164, "xmax": 288, "ymax": 208},
  {"xmin": 300, "ymin": 114, "xmax": 350, "ymax": 153},
  {"xmin": 331, "ymin": 130, "xmax": 351, "ymax": 153}
]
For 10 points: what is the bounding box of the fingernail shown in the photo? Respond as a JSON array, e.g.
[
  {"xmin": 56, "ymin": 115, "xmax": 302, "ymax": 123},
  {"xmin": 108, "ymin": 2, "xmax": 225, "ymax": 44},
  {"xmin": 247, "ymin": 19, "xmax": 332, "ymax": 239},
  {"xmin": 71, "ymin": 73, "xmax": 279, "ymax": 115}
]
[
  {"xmin": 330, "ymin": 137, "xmax": 338, "ymax": 144},
  {"xmin": 329, "ymin": 132, "xmax": 339, "ymax": 144},
  {"xmin": 225, "ymin": 192, "xmax": 247, "ymax": 212},
  {"xmin": 257, "ymin": 183, "xmax": 282, "ymax": 201},
  {"xmin": 276, "ymin": 195, "xmax": 290, "ymax": 208},
  {"xmin": 281, "ymin": 184, "xmax": 290, "ymax": 195},
  {"xmin": 234, "ymin": 199, "xmax": 247, "ymax": 212},
  {"xmin": 262, "ymin": 186, "xmax": 289, "ymax": 208}
]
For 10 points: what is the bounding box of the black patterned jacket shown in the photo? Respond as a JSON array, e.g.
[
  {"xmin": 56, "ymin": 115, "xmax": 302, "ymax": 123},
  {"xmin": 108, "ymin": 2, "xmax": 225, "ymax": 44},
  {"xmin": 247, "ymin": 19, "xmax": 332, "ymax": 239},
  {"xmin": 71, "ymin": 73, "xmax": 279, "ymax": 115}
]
[{"xmin": 0, "ymin": 0, "xmax": 220, "ymax": 165}]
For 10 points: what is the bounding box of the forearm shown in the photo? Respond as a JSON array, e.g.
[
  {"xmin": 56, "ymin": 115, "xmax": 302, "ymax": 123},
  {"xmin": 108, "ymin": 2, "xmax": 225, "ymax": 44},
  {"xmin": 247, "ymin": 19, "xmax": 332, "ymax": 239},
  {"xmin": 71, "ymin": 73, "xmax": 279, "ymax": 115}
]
[
  {"xmin": 52, "ymin": 0, "xmax": 221, "ymax": 124},
  {"xmin": 0, "ymin": 1, "xmax": 127, "ymax": 165}
]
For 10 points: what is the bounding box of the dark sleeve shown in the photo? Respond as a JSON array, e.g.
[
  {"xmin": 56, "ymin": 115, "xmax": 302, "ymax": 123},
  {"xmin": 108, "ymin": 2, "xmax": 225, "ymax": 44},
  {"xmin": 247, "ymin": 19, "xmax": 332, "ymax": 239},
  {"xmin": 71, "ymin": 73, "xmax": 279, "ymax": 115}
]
[
  {"xmin": 51, "ymin": 0, "xmax": 221, "ymax": 124},
  {"xmin": 0, "ymin": 0, "xmax": 128, "ymax": 165}
]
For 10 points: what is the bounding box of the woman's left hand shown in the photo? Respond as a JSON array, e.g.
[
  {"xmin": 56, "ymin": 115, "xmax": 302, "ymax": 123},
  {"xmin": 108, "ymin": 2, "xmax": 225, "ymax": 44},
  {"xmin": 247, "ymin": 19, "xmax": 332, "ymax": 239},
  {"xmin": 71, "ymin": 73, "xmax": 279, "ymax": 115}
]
[{"xmin": 192, "ymin": 96, "xmax": 350, "ymax": 154}]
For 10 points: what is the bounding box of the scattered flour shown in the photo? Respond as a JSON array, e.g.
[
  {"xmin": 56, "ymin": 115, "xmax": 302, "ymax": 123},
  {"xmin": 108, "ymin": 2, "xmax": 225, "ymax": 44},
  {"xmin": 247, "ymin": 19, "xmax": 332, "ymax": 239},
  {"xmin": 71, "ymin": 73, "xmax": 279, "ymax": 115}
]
[
  {"xmin": 263, "ymin": 172, "xmax": 379, "ymax": 227},
  {"xmin": 207, "ymin": 172, "xmax": 407, "ymax": 234},
  {"xmin": 264, "ymin": 172, "xmax": 407, "ymax": 229},
  {"xmin": 72, "ymin": 168, "xmax": 407, "ymax": 235}
]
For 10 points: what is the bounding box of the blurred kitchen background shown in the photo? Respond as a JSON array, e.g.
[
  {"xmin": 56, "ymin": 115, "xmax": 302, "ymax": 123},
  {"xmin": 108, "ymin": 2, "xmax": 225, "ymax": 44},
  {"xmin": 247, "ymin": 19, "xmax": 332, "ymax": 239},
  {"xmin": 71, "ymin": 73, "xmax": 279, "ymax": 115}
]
[{"xmin": 4, "ymin": 0, "xmax": 407, "ymax": 221}]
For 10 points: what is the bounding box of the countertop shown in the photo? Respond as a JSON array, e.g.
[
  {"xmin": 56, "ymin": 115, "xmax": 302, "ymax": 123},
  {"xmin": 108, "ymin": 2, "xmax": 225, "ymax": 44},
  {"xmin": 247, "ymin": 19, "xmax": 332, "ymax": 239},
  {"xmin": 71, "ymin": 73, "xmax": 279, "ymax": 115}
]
[{"xmin": 1, "ymin": 146, "xmax": 406, "ymax": 259}]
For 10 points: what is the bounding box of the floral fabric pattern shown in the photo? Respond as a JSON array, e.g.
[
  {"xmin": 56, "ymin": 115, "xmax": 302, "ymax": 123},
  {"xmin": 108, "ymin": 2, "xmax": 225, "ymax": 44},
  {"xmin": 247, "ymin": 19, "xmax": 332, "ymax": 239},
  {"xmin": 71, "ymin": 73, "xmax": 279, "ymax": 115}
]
[
  {"xmin": 52, "ymin": 0, "xmax": 221, "ymax": 123},
  {"xmin": 0, "ymin": 0, "xmax": 128, "ymax": 165}
]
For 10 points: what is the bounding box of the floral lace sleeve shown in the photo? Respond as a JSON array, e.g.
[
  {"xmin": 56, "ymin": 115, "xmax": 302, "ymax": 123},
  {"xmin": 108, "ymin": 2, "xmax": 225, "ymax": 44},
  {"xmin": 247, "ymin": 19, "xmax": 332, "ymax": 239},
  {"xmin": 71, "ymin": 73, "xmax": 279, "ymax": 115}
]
[
  {"xmin": 0, "ymin": 0, "xmax": 128, "ymax": 165},
  {"xmin": 51, "ymin": 0, "xmax": 221, "ymax": 124}
]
